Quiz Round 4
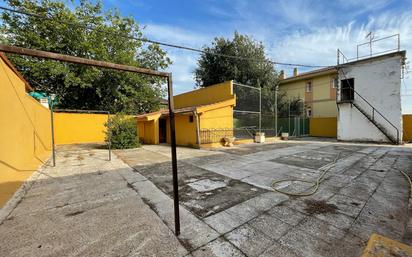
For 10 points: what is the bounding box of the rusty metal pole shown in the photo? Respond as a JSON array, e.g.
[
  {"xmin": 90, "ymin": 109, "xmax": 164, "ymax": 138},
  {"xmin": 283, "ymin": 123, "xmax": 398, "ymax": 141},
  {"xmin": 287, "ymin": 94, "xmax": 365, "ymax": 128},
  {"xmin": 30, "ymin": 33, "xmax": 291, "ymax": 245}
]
[
  {"xmin": 50, "ymin": 97, "xmax": 56, "ymax": 167},
  {"xmin": 167, "ymin": 74, "xmax": 180, "ymax": 236},
  {"xmin": 107, "ymin": 112, "xmax": 112, "ymax": 161}
]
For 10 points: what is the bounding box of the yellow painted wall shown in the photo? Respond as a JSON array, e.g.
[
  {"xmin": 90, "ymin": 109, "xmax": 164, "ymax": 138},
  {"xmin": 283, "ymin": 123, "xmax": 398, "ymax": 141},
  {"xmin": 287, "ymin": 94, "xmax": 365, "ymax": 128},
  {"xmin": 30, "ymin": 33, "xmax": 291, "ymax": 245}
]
[
  {"xmin": 138, "ymin": 120, "xmax": 158, "ymax": 144},
  {"xmin": 279, "ymin": 81, "xmax": 305, "ymax": 100},
  {"xmin": 137, "ymin": 121, "xmax": 145, "ymax": 143},
  {"xmin": 280, "ymin": 73, "xmax": 338, "ymax": 118},
  {"xmin": 137, "ymin": 81, "xmax": 235, "ymax": 147},
  {"xmin": 312, "ymin": 101, "xmax": 338, "ymax": 117},
  {"xmin": 54, "ymin": 113, "xmax": 108, "ymax": 145},
  {"xmin": 312, "ymin": 75, "xmax": 332, "ymax": 101},
  {"xmin": 174, "ymin": 81, "xmax": 234, "ymax": 108},
  {"xmin": 0, "ymin": 56, "xmax": 52, "ymax": 207},
  {"xmin": 403, "ymin": 115, "xmax": 412, "ymax": 142},
  {"xmin": 200, "ymin": 106, "xmax": 233, "ymax": 129},
  {"xmin": 166, "ymin": 114, "xmax": 198, "ymax": 147},
  {"xmin": 309, "ymin": 117, "xmax": 337, "ymax": 137}
]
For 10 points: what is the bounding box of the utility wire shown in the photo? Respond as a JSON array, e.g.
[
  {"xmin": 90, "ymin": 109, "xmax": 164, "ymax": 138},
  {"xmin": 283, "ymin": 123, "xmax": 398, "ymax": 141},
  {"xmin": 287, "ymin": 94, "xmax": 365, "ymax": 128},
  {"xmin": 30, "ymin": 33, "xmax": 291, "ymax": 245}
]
[{"xmin": 0, "ymin": 5, "xmax": 329, "ymax": 68}]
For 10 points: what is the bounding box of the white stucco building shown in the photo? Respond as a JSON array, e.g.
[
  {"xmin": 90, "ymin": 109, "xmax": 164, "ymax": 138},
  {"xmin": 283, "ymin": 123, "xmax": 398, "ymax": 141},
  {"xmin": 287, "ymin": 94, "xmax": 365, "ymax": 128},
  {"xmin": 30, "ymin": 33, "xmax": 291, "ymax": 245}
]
[{"xmin": 337, "ymin": 51, "xmax": 406, "ymax": 144}]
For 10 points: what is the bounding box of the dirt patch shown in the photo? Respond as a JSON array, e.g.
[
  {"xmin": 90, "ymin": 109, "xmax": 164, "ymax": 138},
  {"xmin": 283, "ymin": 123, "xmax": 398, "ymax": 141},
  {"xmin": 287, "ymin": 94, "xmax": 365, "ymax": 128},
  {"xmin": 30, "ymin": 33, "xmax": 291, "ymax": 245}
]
[{"xmin": 304, "ymin": 199, "xmax": 338, "ymax": 215}]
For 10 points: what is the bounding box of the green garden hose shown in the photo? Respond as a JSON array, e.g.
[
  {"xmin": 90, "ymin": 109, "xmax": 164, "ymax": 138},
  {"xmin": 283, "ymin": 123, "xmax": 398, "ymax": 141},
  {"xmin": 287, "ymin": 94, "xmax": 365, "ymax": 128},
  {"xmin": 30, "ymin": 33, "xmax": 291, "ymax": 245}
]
[
  {"xmin": 271, "ymin": 153, "xmax": 341, "ymax": 197},
  {"xmin": 399, "ymin": 169, "xmax": 412, "ymax": 199},
  {"xmin": 271, "ymin": 153, "xmax": 412, "ymax": 199}
]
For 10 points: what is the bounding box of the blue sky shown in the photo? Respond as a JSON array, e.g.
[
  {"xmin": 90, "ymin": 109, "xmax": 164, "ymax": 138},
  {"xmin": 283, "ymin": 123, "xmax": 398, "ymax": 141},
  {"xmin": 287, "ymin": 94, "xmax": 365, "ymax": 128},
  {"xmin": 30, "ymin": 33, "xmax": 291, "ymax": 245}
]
[
  {"xmin": 2, "ymin": 0, "xmax": 412, "ymax": 113},
  {"xmin": 101, "ymin": 0, "xmax": 412, "ymax": 112}
]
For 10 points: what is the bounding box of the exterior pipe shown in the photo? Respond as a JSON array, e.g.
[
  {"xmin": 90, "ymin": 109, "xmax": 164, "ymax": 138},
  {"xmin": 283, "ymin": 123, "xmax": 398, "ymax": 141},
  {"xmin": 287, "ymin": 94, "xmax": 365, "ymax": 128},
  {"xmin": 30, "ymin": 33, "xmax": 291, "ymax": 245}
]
[
  {"xmin": 194, "ymin": 111, "xmax": 201, "ymax": 149},
  {"xmin": 50, "ymin": 100, "xmax": 56, "ymax": 167}
]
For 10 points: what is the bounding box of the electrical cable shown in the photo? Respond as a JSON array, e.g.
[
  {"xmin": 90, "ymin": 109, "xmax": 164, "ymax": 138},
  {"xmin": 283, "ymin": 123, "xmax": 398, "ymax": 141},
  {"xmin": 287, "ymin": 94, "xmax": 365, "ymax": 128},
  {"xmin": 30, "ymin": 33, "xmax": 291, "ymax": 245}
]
[{"xmin": 0, "ymin": 5, "xmax": 330, "ymax": 68}]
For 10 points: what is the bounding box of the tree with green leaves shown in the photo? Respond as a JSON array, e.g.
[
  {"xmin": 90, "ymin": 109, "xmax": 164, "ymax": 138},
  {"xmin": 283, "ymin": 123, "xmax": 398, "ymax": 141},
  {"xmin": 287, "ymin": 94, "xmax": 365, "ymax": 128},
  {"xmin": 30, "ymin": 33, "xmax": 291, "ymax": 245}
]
[
  {"xmin": 195, "ymin": 32, "xmax": 298, "ymax": 129},
  {"xmin": 194, "ymin": 32, "xmax": 282, "ymax": 112},
  {"xmin": 194, "ymin": 32, "xmax": 279, "ymax": 89},
  {"xmin": 0, "ymin": 0, "xmax": 171, "ymax": 114}
]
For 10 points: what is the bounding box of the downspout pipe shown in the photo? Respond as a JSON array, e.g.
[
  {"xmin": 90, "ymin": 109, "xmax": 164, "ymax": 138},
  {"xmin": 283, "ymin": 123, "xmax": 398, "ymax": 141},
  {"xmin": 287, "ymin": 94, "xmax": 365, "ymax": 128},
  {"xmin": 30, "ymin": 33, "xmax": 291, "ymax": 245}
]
[{"xmin": 194, "ymin": 111, "xmax": 201, "ymax": 149}]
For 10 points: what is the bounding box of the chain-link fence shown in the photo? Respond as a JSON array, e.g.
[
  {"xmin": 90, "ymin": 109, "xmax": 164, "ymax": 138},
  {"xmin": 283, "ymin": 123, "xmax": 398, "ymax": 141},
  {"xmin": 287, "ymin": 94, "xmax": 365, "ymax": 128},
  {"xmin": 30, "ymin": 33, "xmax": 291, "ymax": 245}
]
[
  {"xmin": 200, "ymin": 81, "xmax": 309, "ymax": 144},
  {"xmin": 234, "ymin": 82, "xmax": 309, "ymax": 139},
  {"xmin": 233, "ymin": 82, "xmax": 261, "ymax": 136}
]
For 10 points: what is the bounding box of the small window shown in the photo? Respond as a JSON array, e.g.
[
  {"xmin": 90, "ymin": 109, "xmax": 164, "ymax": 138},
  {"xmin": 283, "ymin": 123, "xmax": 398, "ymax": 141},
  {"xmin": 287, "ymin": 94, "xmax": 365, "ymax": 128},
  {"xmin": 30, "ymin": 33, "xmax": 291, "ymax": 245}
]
[
  {"xmin": 306, "ymin": 108, "xmax": 312, "ymax": 117},
  {"xmin": 306, "ymin": 81, "xmax": 312, "ymax": 92},
  {"xmin": 189, "ymin": 115, "xmax": 194, "ymax": 123}
]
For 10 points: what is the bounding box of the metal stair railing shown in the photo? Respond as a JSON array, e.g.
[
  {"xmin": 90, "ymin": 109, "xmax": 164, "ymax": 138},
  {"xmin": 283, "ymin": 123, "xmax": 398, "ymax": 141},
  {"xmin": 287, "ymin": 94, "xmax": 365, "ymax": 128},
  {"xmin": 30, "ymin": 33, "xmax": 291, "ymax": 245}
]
[{"xmin": 337, "ymin": 69, "xmax": 400, "ymax": 144}]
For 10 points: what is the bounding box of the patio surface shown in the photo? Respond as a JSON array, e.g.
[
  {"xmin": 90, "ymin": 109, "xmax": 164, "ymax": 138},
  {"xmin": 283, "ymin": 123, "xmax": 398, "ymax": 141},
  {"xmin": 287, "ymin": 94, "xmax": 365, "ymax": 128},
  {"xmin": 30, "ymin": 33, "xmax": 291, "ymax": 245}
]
[
  {"xmin": 116, "ymin": 140, "xmax": 412, "ymax": 257},
  {"xmin": 0, "ymin": 144, "xmax": 188, "ymax": 257},
  {"xmin": 1, "ymin": 140, "xmax": 411, "ymax": 257}
]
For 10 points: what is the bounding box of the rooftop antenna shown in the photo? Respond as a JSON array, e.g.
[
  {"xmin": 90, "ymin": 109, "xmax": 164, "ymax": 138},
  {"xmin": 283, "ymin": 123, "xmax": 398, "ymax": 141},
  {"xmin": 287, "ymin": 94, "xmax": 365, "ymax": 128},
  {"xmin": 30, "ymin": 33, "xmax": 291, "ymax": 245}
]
[{"xmin": 365, "ymin": 31, "xmax": 375, "ymax": 57}]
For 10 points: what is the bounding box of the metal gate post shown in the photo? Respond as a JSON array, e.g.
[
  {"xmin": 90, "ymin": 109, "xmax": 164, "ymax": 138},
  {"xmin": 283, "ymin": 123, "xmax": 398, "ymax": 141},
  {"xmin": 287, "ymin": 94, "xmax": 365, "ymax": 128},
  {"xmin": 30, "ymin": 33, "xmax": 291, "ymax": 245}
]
[
  {"xmin": 167, "ymin": 74, "xmax": 180, "ymax": 236},
  {"xmin": 288, "ymin": 101, "xmax": 291, "ymax": 134},
  {"xmin": 275, "ymin": 85, "xmax": 278, "ymax": 136},
  {"xmin": 107, "ymin": 112, "xmax": 111, "ymax": 161},
  {"xmin": 50, "ymin": 95, "xmax": 56, "ymax": 167},
  {"xmin": 259, "ymin": 87, "xmax": 262, "ymax": 133}
]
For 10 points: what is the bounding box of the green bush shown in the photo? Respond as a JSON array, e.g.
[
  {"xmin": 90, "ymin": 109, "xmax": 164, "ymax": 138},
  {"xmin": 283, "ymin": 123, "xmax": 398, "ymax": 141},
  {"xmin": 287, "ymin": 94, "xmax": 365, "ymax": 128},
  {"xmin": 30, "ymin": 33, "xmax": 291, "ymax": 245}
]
[{"xmin": 105, "ymin": 113, "xmax": 139, "ymax": 149}]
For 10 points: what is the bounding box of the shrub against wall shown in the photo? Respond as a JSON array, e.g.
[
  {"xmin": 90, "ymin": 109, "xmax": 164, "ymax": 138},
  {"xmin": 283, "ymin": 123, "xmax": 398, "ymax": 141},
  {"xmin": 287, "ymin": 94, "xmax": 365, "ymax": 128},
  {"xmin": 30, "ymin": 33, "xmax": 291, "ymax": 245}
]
[{"xmin": 105, "ymin": 114, "xmax": 139, "ymax": 149}]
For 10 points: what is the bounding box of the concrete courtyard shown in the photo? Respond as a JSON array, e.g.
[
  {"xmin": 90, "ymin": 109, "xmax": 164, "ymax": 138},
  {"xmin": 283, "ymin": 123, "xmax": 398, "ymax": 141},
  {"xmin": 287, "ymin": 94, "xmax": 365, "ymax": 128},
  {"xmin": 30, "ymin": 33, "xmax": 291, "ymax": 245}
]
[{"xmin": 1, "ymin": 140, "xmax": 411, "ymax": 257}]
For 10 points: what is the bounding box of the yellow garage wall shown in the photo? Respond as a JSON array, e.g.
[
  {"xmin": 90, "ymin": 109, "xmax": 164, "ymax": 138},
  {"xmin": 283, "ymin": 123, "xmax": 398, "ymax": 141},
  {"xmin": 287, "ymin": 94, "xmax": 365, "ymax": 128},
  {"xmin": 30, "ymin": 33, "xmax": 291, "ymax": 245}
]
[
  {"xmin": 0, "ymin": 56, "xmax": 52, "ymax": 207},
  {"xmin": 174, "ymin": 81, "xmax": 234, "ymax": 108},
  {"xmin": 166, "ymin": 115, "xmax": 198, "ymax": 147},
  {"xmin": 309, "ymin": 117, "xmax": 337, "ymax": 137},
  {"xmin": 54, "ymin": 113, "xmax": 108, "ymax": 145},
  {"xmin": 403, "ymin": 115, "xmax": 412, "ymax": 142},
  {"xmin": 200, "ymin": 106, "xmax": 233, "ymax": 129}
]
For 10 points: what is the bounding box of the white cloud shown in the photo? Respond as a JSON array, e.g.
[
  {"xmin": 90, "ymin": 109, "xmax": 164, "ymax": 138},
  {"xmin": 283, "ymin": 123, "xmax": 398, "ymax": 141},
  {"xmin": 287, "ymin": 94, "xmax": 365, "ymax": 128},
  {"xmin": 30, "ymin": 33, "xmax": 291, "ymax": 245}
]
[
  {"xmin": 271, "ymin": 0, "xmax": 329, "ymax": 27},
  {"xmin": 266, "ymin": 11, "xmax": 412, "ymax": 113},
  {"xmin": 338, "ymin": 0, "xmax": 393, "ymax": 10},
  {"xmin": 143, "ymin": 7, "xmax": 412, "ymax": 112},
  {"xmin": 167, "ymin": 51, "xmax": 200, "ymax": 93}
]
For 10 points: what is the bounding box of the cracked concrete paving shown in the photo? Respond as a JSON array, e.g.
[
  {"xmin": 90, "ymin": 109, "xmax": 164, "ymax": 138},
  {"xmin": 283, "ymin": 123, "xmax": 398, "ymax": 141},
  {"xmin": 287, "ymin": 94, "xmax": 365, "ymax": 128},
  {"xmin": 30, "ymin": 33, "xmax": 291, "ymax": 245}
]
[
  {"xmin": 1, "ymin": 140, "xmax": 412, "ymax": 257},
  {"xmin": 0, "ymin": 144, "xmax": 188, "ymax": 257},
  {"xmin": 116, "ymin": 140, "xmax": 412, "ymax": 257}
]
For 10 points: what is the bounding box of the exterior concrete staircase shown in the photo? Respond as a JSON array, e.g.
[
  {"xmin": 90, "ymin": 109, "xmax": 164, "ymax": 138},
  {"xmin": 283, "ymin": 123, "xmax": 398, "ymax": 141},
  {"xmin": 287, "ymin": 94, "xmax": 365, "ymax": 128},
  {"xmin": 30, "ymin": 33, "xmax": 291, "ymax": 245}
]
[
  {"xmin": 351, "ymin": 102, "xmax": 398, "ymax": 144},
  {"xmin": 337, "ymin": 68, "xmax": 400, "ymax": 145}
]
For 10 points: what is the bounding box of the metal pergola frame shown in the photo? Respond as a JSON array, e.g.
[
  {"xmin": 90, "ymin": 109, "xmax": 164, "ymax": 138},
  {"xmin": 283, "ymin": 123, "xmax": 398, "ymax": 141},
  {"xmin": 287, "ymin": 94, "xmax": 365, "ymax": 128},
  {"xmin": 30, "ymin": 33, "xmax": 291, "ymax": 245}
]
[{"xmin": 0, "ymin": 44, "xmax": 181, "ymax": 236}]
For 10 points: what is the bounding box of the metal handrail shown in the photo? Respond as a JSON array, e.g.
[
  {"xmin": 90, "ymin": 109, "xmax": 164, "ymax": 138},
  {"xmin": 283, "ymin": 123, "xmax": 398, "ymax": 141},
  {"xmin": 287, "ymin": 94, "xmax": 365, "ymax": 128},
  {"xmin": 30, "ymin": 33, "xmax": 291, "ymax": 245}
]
[
  {"xmin": 357, "ymin": 34, "xmax": 400, "ymax": 59},
  {"xmin": 337, "ymin": 49, "xmax": 349, "ymax": 65},
  {"xmin": 338, "ymin": 70, "xmax": 400, "ymax": 144}
]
